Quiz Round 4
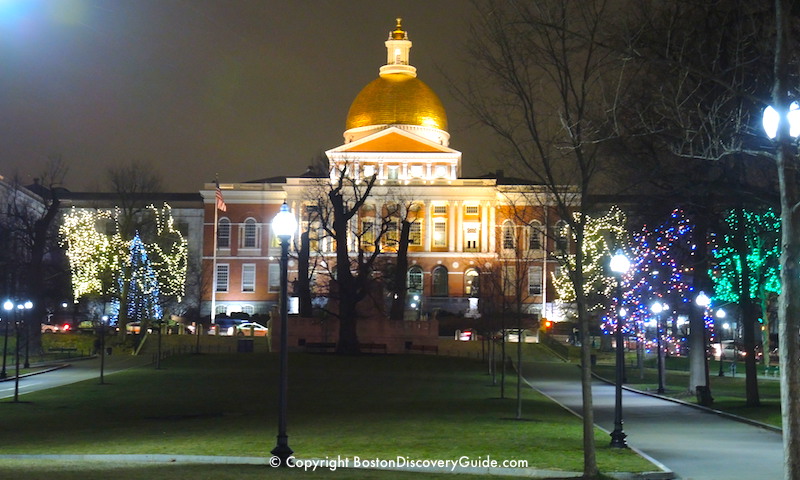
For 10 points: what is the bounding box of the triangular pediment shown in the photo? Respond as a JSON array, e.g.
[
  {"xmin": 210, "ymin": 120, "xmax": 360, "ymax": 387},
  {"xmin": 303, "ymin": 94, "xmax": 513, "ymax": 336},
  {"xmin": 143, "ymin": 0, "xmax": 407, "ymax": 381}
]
[{"xmin": 330, "ymin": 127, "xmax": 458, "ymax": 154}]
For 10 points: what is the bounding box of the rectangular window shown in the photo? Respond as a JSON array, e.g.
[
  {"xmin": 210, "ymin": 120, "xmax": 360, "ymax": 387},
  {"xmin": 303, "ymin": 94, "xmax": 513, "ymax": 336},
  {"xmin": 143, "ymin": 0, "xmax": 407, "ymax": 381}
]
[
  {"xmin": 433, "ymin": 221, "xmax": 447, "ymax": 247},
  {"xmin": 218, "ymin": 220, "xmax": 231, "ymax": 248},
  {"xmin": 409, "ymin": 165, "xmax": 424, "ymax": 178},
  {"xmin": 529, "ymin": 228, "xmax": 542, "ymax": 250},
  {"xmin": 528, "ymin": 266, "xmax": 543, "ymax": 295},
  {"xmin": 409, "ymin": 222, "xmax": 422, "ymax": 246},
  {"xmin": 215, "ymin": 264, "xmax": 229, "ymax": 293},
  {"xmin": 465, "ymin": 205, "xmax": 479, "ymax": 215},
  {"xmin": 387, "ymin": 166, "xmax": 399, "ymax": 180},
  {"xmin": 242, "ymin": 264, "xmax": 256, "ymax": 293},
  {"xmin": 433, "ymin": 205, "xmax": 447, "ymax": 215},
  {"xmin": 361, "ymin": 220, "xmax": 375, "ymax": 246},
  {"xmin": 385, "ymin": 220, "xmax": 399, "ymax": 247},
  {"xmin": 268, "ymin": 264, "xmax": 280, "ymax": 293}
]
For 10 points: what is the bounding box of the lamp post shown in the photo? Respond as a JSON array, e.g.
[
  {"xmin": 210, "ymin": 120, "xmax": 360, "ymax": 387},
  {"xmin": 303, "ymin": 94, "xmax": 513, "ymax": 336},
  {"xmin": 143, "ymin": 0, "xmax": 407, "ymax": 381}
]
[
  {"xmin": 270, "ymin": 201, "xmax": 297, "ymax": 465},
  {"xmin": 650, "ymin": 302, "xmax": 667, "ymax": 394},
  {"xmin": 100, "ymin": 315, "xmax": 108, "ymax": 384},
  {"xmin": 609, "ymin": 249, "xmax": 630, "ymax": 448},
  {"xmin": 716, "ymin": 309, "xmax": 727, "ymax": 377},
  {"xmin": 1, "ymin": 300, "xmax": 11, "ymax": 379},
  {"xmin": 22, "ymin": 301, "xmax": 32, "ymax": 369},
  {"xmin": 694, "ymin": 291, "xmax": 712, "ymax": 405}
]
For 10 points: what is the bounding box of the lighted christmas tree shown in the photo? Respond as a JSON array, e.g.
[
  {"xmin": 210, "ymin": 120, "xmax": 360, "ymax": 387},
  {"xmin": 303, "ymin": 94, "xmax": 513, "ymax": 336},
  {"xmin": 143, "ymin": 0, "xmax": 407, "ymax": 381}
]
[
  {"xmin": 711, "ymin": 208, "xmax": 781, "ymax": 303},
  {"xmin": 126, "ymin": 233, "xmax": 163, "ymax": 323},
  {"xmin": 553, "ymin": 206, "xmax": 628, "ymax": 313},
  {"xmin": 603, "ymin": 209, "xmax": 708, "ymax": 345}
]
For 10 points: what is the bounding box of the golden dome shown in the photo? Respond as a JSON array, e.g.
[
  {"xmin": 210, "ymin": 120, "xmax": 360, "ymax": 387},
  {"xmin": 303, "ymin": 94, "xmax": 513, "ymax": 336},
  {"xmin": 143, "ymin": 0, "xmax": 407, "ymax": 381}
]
[{"xmin": 346, "ymin": 73, "xmax": 448, "ymax": 131}]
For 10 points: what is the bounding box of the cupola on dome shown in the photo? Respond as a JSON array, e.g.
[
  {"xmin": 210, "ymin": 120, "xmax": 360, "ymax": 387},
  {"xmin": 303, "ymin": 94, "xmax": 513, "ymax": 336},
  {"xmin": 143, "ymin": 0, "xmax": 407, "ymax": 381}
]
[{"xmin": 344, "ymin": 19, "xmax": 449, "ymax": 143}]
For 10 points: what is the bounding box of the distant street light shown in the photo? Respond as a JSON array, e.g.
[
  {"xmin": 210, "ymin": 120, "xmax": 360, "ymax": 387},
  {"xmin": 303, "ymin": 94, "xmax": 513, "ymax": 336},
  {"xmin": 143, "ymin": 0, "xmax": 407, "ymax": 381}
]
[
  {"xmin": 271, "ymin": 201, "xmax": 297, "ymax": 466},
  {"xmin": 1, "ymin": 300, "xmax": 12, "ymax": 379},
  {"xmin": 650, "ymin": 302, "xmax": 668, "ymax": 394},
  {"xmin": 609, "ymin": 249, "xmax": 630, "ymax": 448}
]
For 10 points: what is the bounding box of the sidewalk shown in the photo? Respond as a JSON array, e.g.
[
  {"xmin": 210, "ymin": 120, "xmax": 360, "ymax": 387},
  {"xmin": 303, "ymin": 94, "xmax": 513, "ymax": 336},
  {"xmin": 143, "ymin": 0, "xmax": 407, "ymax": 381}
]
[{"xmin": 520, "ymin": 359, "xmax": 783, "ymax": 480}]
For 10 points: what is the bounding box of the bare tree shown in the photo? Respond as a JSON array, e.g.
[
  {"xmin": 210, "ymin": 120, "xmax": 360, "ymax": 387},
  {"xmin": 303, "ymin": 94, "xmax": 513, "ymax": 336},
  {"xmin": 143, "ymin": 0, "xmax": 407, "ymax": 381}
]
[{"xmin": 459, "ymin": 2, "xmax": 629, "ymax": 475}]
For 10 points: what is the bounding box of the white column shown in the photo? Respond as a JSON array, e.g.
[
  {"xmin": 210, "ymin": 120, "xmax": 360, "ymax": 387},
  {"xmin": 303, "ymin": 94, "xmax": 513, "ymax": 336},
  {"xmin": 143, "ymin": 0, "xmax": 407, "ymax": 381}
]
[
  {"xmin": 481, "ymin": 203, "xmax": 489, "ymax": 253},
  {"xmin": 488, "ymin": 202, "xmax": 496, "ymax": 252},
  {"xmin": 448, "ymin": 201, "xmax": 456, "ymax": 252},
  {"xmin": 456, "ymin": 201, "xmax": 464, "ymax": 251}
]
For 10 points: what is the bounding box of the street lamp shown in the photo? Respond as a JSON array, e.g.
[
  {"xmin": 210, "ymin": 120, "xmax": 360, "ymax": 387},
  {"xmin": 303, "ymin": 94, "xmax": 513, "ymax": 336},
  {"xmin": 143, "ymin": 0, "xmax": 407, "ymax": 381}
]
[
  {"xmin": 650, "ymin": 302, "xmax": 668, "ymax": 394},
  {"xmin": 762, "ymin": 101, "xmax": 800, "ymax": 139},
  {"xmin": 21, "ymin": 301, "xmax": 32, "ymax": 369},
  {"xmin": 1, "ymin": 300, "xmax": 11, "ymax": 379},
  {"xmin": 271, "ymin": 201, "xmax": 297, "ymax": 465},
  {"xmin": 609, "ymin": 249, "xmax": 630, "ymax": 448}
]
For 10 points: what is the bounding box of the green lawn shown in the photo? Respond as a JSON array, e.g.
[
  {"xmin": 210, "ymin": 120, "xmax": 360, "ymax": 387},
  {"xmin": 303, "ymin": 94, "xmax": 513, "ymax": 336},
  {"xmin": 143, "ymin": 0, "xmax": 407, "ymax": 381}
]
[
  {"xmin": 593, "ymin": 357, "xmax": 782, "ymax": 427},
  {"xmin": 0, "ymin": 351, "xmax": 654, "ymax": 478}
]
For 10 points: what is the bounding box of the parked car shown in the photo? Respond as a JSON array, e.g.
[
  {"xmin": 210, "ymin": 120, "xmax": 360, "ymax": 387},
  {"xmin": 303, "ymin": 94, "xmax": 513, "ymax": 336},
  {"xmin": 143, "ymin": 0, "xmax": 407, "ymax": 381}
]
[
  {"xmin": 209, "ymin": 318, "xmax": 247, "ymax": 336},
  {"xmin": 235, "ymin": 322, "xmax": 269, "ymax": 337},
  {"xmin": 41, "ymin": 322, "xmax": 72, "ymax": 334}
]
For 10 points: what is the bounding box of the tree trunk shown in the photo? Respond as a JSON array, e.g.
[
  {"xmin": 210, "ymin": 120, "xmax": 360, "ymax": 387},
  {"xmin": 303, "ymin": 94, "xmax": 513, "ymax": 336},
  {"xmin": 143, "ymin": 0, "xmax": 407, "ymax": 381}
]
[
  {"xmin": 773, "ymin": 2, "xmax": 800, "ymax": 476},
  {"xmin": 573, "ymin": 221, "xmax": 598, "ymax": 479},
  {"xmin": 389, "ymin": 221, "xmax": 411, "ymax": 321},
  {"xmin": 733, "ymin": 209, "xmax": 760, "ymax": 406},
  {"xmin": 688, "ymin": 216, "xmax": 711, "ymax": 403},
  {"xmin": 297, "ymin": 231, "xmax": 313, "ymax": 318}
]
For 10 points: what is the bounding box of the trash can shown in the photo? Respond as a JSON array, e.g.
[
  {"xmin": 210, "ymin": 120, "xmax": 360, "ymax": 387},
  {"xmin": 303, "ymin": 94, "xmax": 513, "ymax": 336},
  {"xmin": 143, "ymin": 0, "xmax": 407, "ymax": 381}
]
[
  {"xmin": 237, "ymin": 339, "xmax": 254, "ymax": 353},
  {"xmin": 695, "ymin": 385, "xmax": 713, "ymax": 406}
]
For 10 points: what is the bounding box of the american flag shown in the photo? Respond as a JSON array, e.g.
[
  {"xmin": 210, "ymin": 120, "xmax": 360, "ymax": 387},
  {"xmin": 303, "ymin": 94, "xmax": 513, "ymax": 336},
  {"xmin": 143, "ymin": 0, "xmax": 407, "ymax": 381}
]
[{"xmin": 215, "ymin": 181, "xmax": 227, "ymax": 212}]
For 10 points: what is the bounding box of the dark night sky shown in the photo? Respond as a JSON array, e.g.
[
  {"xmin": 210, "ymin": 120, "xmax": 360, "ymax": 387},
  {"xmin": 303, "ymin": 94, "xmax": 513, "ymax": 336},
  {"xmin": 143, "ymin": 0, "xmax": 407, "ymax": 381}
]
[{"xmin": 0, "ymin": 0, "xmax": 501, "ymax": 192}]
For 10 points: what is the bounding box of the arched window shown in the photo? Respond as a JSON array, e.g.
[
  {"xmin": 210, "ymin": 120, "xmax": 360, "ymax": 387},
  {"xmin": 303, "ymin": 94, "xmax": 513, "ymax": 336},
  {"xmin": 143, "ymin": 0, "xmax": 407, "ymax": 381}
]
[
  {"xmin": 432, "ymin": 265, "xmax": 449, "ymax": 297},
  {"xmin": 528, "ymin": 221, "xmax": 543, "ymax": 250},
  {"xmin": 217, "ymin": 218, "xmax": 231, "ymax": 248},
  {"xmin": 215, "ymin": 304, "xmax": 227, "ymax": 315},
  {"xmin": 241, "ymin": 217, "xmax": 260, "ymax": 249},
  {"xmin": 465, "ymin": 268, "xmax": 480, "ymax": 297},
  {"xmin": 242, "ymin": 304, "xmax": 255, "ymax": 315},
  {"xmin": 502, "ymin": 220, "xmax": 515, "ymax": 249},
  {"xmin": 407, "ymin": 266, "xmax": 423, "ymax": 292}
]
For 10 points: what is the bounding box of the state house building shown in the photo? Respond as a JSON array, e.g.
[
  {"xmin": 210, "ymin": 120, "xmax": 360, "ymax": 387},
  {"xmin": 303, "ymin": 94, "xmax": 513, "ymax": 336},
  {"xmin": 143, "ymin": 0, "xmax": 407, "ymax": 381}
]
[{"xmin": 200, "ymin": 20, "xmax": 570, "ymax": 325}]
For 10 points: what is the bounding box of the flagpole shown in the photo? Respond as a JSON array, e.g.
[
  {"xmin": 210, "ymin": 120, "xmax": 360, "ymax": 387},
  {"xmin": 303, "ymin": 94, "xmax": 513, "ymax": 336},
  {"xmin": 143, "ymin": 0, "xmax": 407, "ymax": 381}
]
[{"xmin": 211, "ymin": 192, "xmax": 219, "ymax": 327}]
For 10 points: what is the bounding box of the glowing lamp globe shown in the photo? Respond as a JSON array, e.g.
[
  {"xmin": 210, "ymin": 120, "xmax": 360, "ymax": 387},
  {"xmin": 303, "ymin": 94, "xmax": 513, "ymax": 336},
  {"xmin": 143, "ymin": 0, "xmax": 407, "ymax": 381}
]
[
  {"xmin": 3, "ymin": 300, "xmax": 11, "ymax": 312},
  {"xmin": 651, "ymin": 302, "xmax": 665, "ymax": 314},
  {"xmin": 609, "ymin": 250, "xmax": 630, "ymax": 275},
  {"xmin": 763, "ymin": 102, "xmax": 800, "ymax": 139},
  {"xmin": 695, "ymin": 291, "xmax": 711, "ymax": 307},
  {"xmin": 272, "ymin": 203, "xmax": 298, "ymax": 239}
]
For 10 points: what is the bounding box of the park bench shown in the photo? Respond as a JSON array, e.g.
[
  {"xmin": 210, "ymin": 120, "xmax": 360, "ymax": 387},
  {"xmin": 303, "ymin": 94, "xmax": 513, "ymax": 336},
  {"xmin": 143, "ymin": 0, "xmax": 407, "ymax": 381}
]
[
  {"xmin": 359, "ymin": 342, "xmax": 388, "ymax": 354},
  {"xmin": 406, "ymin": 344, "xmax": 438, "ymax": 354},
  {"xmin": 304, "ymin": 342, "xmax": 336, "ymax": 352}
]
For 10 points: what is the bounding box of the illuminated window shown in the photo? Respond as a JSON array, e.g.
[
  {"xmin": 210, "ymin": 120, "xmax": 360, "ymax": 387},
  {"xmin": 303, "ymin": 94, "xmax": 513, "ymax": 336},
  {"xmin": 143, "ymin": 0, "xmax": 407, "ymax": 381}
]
[
  {"xmin": 217, "ymin": 218, "xmax": 231, "ymax": 248},
  {"xmin": 528, "ymin": 266, "xmax": 543, "ymax": 295},
  {"xmin": 268, "ymin": 263, "xmax": 280, "ymax": 293},
  {"xmin": 465, "ymin": 225, "xmax": 479, "ymax": 252},
  {"xmin": 385, "ymin": 219, "xmax": 399, "ymax": 247},
  {"xmin": 387, "ymin": 166, "xmax": 399, "ymax": 180},
  {"xmin": 408, "ymin": 266, "xmax": 423, "ymax": 292},
  {"xmin": 361, "ymin": 220, "xmax": 375, "ymax": 246},
  {"xmin": 215, "ymin": 304, "xmax": 227, "ymax": 315},
  {"xmin": 410, "ymin": 165, "xmax": 424, "ymax": 178},
  {"xmin": 555, "ymin": 220, "xmax": 569, "ymax": 252},
  {"xmin": 465, "ymin": 205, "xmax": 479, "ymax": 215},
  {"xmin": 242, "ymin": 304, "xmax": 255, "ymax": 315},
  {"xmin": 528, "ymin": 221, "xmax": 543, "ymax": 250},
  {"xmin": 432, "ymin": 266, "xmax": 448, "ymax": 296},
  {"xmin": 363, "ymin": 165, "xmax": 375, "ymax": 177},
  {"xmin": 502, "ymin": 220, "xmax": 515, "ymax": 249},
  {"xmin": 433, "ymin": 205, "xmax": 447, "ymax": 215},
  {"xmin": 242, "ymin": 218, "xmax": 258, "ymax": 248},
  {"xmin": 433, "ymin": 221, "xmax": 447, "ymax": 247},
  {"xmin": 216, "ymin": 264, "xmax": 229, "ymax": 292},
  {"xmin": 465, "ymin": 268, "xmax": 480, "ymax": 296},
  {"xmin": 409, "ymin": 222, "xmax": 422, "ymax": 246},
  {"xmin": 242, "ymin": 264, "xmax": 256, "ymax": 293},
  {"xmin": 434, "ymin": 165, "xmax": 448, "ymax": 178}
]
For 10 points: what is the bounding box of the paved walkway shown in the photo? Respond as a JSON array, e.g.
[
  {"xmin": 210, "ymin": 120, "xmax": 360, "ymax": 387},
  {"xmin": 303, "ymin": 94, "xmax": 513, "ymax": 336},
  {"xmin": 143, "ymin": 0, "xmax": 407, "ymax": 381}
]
[{"xmin": 520, "ymin": 360, "xmax": 783, "ymax": 480}]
